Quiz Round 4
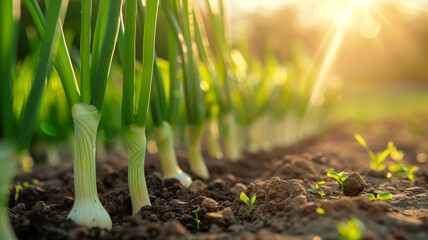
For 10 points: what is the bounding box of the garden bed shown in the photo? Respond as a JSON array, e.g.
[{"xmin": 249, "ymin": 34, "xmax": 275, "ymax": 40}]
[{"xmin": 8, "ymin": 119, "xmax": 428, "ymax": 239}]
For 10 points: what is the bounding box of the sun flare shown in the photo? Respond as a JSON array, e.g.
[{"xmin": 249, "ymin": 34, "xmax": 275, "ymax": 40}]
[{"xmin": 347, "ymin": 0, "xmax": 375, "ymax": 6}]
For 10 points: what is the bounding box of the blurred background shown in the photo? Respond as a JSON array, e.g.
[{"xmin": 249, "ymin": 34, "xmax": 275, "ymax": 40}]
[{"xmin": 224, "ymin": 0, "xmax": 428, "ymax": 122}]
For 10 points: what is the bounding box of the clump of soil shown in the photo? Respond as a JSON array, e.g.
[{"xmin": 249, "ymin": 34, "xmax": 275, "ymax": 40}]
[
  {"xmin": 343, "ymin": 172, "xmax": 367, "ymax": 196},
  {"xmin": 6, "ymin": 118, "xmax": 428, "ymax": 239}
]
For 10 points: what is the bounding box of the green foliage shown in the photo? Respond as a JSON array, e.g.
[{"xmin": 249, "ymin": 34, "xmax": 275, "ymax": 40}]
[
  {"xmin": 354, "ymin": 133, "xmax": 391, "ymax": 170},
  {"xmin": 327, "ymin": 171, "xmax": 348, "ymax": 194},
  {"xmin": 377, "ymin": 192, "xmax": 393, "ymax": 200},
  {"xmin": 240, "ymin": 192, "xmax": 257, "ymax": 216},
  {"xmin": 361, "ymin": 192, "xmax": 393, "ymax": 201},
  {"xmin": 355, "ymin": 133, "xmax": 404, "ymax": 171},
  {"xmin": 16, "ymin": 0, "xmax": 65, "ymax": 153},
  {"xmin": 361, "ymin": 193, "xmax": 375, "ymax": 201},
  {"xmin": 308, "ymin": 181, "xmax": 326, "ymax": 199},
  {"xmin": 355, "ymin": 135, "xmax": 416, "ymax": 180},
  {"xmin": 337, "ymin": 218, "xmax": 366, "ymax": 240},
  {"xmin": 316, "ymin": 207, "xmax": 327, "ymax": 216},
  {"xmin": 14, "ymin": 183, "xmax": 22, "ymax": 203},
  {"xmin": 388, "ymin": 141, "xmax": 404, "ymax": 161},
  {"xmin": 388, "ymin": 163, "xmax": 418, "ymax": 181},
  {"xmin": 14, "ymin": 179, "xmax": 39, "ymax": 203},
  {"xmin": 387, "ymin": 143, "xmax": 417, "ymax": 181},
  {"xmin": 193, "ymin": 208, "xmax": 200, "ymax": 230}
]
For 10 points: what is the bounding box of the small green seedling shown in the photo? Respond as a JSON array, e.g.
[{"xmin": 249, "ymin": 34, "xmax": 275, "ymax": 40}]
[
  {"xmin": 316, "ymin": 207, "xmax": 327, "ymax": 216},
  {"xmin": 361, "ymin": 192, "xmax": 393, "ymax": 201},
  {"xmin": 389, "ymin": 163, "xmax": 418, "ymax": 181},
  {"xmin": 327, "ymin": 171, "xmax": 348, "ymax": 194},
  {"xmin": 337, "ymin": 218, "xmax": 366, "ymax": 240},
  {"xmin": 240, "ymin": 192, "xmax": 257, "ymax": 216},
  {"xmin": 32, "ymin": 178, "xmax": 40, "ymax": 185},
  {"xmin": 15, "ymin": 182, "xmax": 22, "ymax": 202},
  {"xmin": 386, "ymin": 142, "xmax": 417, "ymax": 180},
  {"xmin": 377, "ymin": 192, "xmax": 393, "ymax": 200},
  {"xmin": 309, "ymin": 181, "xmax": 326, "ymax": 199},
  {"xmin": 354, "ymin": 133, "xmax": 390, "ymax": 170},
  {"xmin": 193, "ymin": 208, "xmax": 200, "ymax": 230},
  {"xmin": 388, "ymin": 141, "xmax": 404, "ymax": 161}
]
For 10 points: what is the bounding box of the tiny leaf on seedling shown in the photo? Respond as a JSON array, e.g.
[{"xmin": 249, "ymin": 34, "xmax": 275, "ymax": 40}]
[
  {"xmin": 388, "ymin": 141, "xmax": 404, "ymax": 161},
  {"xmin": 308, "ymin": 189, "xmax": 317, "ymax": 194},
  {"xmin": 377, "ymin": 192, "xmax": 392, "ymax": 200},
  {"xmin": 377, "ymin": 148, "xmax": 390, "ymax": 164},
  {"xmin": 193, "ymin": 208, "xmax": 200, "ymax": 230},
  {"xmin": 250, "ymin": 194, "xmax": 257, "ymax": 205},
  {"xmin": 316, "ymin": 207, "xmax": 327, "ymax": 216},
  {"xmin": 361, "ymin": 193, "xmax": 375, "ymax": 201},
  {"xmin": 354, "ymin": 134, "xmax": 368, "ymax": 148},
  {"xmin": 32, "ymin": 178, "xmax": 40, "ymax": 185},
  {"xmin": 240, "ymin": 192, "xmax": 250, "ymax": 206},
  {"xmin": 337, "ymin": 218, "xmax": 366, "ymax": 240},
  {"xmin": 316, "ymin": 181, "xmax": 326, "ymax": 189},
  {"xmin": 15, "ymin": 183, "xmax": 22, "ymax": 202},
  {"xmin": 388, "ymin": 164, "xmax": 403, "ymax": 172},
  {"xmin": 327, "ymin": 171, "xmax": 340, "ymax": 181}
]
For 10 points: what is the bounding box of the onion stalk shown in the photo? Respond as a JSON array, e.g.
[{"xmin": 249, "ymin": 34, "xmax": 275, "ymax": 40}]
[
  {"xmin": 161, "ymin": 0, "xmax": 209, "ymax": 179},
  {"xmin": 1, "ymin": 0, "xmax": 66, "ymax": 238},
  {"xmin": 25, "ymin": 0, "xmax": 122, "ymax": 229},
  {"xmin": 120, "ymin": 0, "xmax": 160, "ymax": 214}
]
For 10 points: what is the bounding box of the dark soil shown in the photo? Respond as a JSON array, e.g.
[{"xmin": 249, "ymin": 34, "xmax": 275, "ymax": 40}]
[{"xmin": 8, "ymin": 119, "xmax": 428, "ymax": 239}]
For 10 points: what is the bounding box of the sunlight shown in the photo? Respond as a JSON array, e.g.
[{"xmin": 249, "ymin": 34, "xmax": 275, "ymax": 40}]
[
  {"xmin": 359, "ymin": 18, "xmax": 381, "ymax": 38},
  {"xmin": 347, "ymin": 0, "xmax": 374, "ymax": 6},
  {"xmin": 308, "ymin": 3, "xmax": 356, "ymax": 112}
]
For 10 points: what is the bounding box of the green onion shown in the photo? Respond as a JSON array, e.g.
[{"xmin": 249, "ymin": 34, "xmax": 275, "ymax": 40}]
[
  {"xmin": 201, "ymin": 0, "xmax": 242, "ymax": 161},
  {"xmin": 150, "ymin": 55, "xmax": 191, "ymax": 187},
  {"xmin": 80, "ymin": 0, "xmax": 91, "ymax": 104},
  {"xmin": 0, "ymin": 0, "xmax": 19, "ymax": 140},
  {"xmin": 0, "ymin": 142, "xmax": 17, "ymax": 240},
  {"xmin": 161, "ymin": 0, "xmax": 209, "ymax": 180},
  {"xmin": 1, "ymin": 0, "xmax": 66, "ymax": 238},
  {"xmin": 68, "ymin": 103, "xmax": 111, "ymax": 228},
  {"xmin": 141, "ymin": 5, "xmax": 192, "ymax": 186},
  {"xmin": 25, "ymin": 0, "xmax": 123, "ymax": 229},
  {"xmin": 120, "ymin": 0, "xmax": 160, "ymax": 215}
]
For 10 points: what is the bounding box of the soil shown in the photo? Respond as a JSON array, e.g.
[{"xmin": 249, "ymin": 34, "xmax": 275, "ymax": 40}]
[{"xmin": 7, "ymin": 118, "xmax": 428, "ymax": 240}]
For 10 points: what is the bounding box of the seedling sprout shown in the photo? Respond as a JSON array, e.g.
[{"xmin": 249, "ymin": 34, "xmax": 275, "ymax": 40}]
[
  {"xmin": 387, "ymin": 144, "xmax": 418, "ymax": 181},
  {"xmin": 354, "ymin": 133, "xmax": 390, "ymax": 170},
  {"xmin": 316, "ymin": 207, "xmax": 327, "ymax": 216},
  {"xmin": 361, "ymin": 192, "xmax": 393, "ymax": 201},
  {"xmin": 193, "ymin": 208, "xmax": 201, "ymax": 230},
  {"xmin": 14, "ymin": 183, "xmax": 22, "ymax": 203},
  {"xmin": 389, "ymin": 164, "xmax": 418, "ymax": 181},
  {"xmin": 240, "ymin": 192, "xmax": 257, "ymax": 216},
  {"xmin": 327, "ymin": 171, "xmax": 348, "ymax": 194},
  {"xmin": 337, "ymin": 218, "xmax": 366, "ymax": 240},
  {"xmin": 309, "ymin": 181, "xmax": 326, "ymax": 199}
]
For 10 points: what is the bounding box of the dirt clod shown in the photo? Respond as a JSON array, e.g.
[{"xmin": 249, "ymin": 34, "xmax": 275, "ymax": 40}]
[
  {"xmin": 201, "ymin": 197, "xmax": 218, "ymax": 211},
  {"xmin": 230, "ymin": 183, "xmax": 247, "ymax": 194},
  {"xmin": 188, "ymin": 180, "xmax": 207, "ymax": 193},
  {"xmin": 343, "ymin": 172, "xmax": 367, "ymax": 196},
  {"xmin": 367, "ymin": 169, "xmax": 388, "ymax": 178},
  {"xmin": 205, "ymin": 207, "xmax": 235, "ymax": 228}
]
